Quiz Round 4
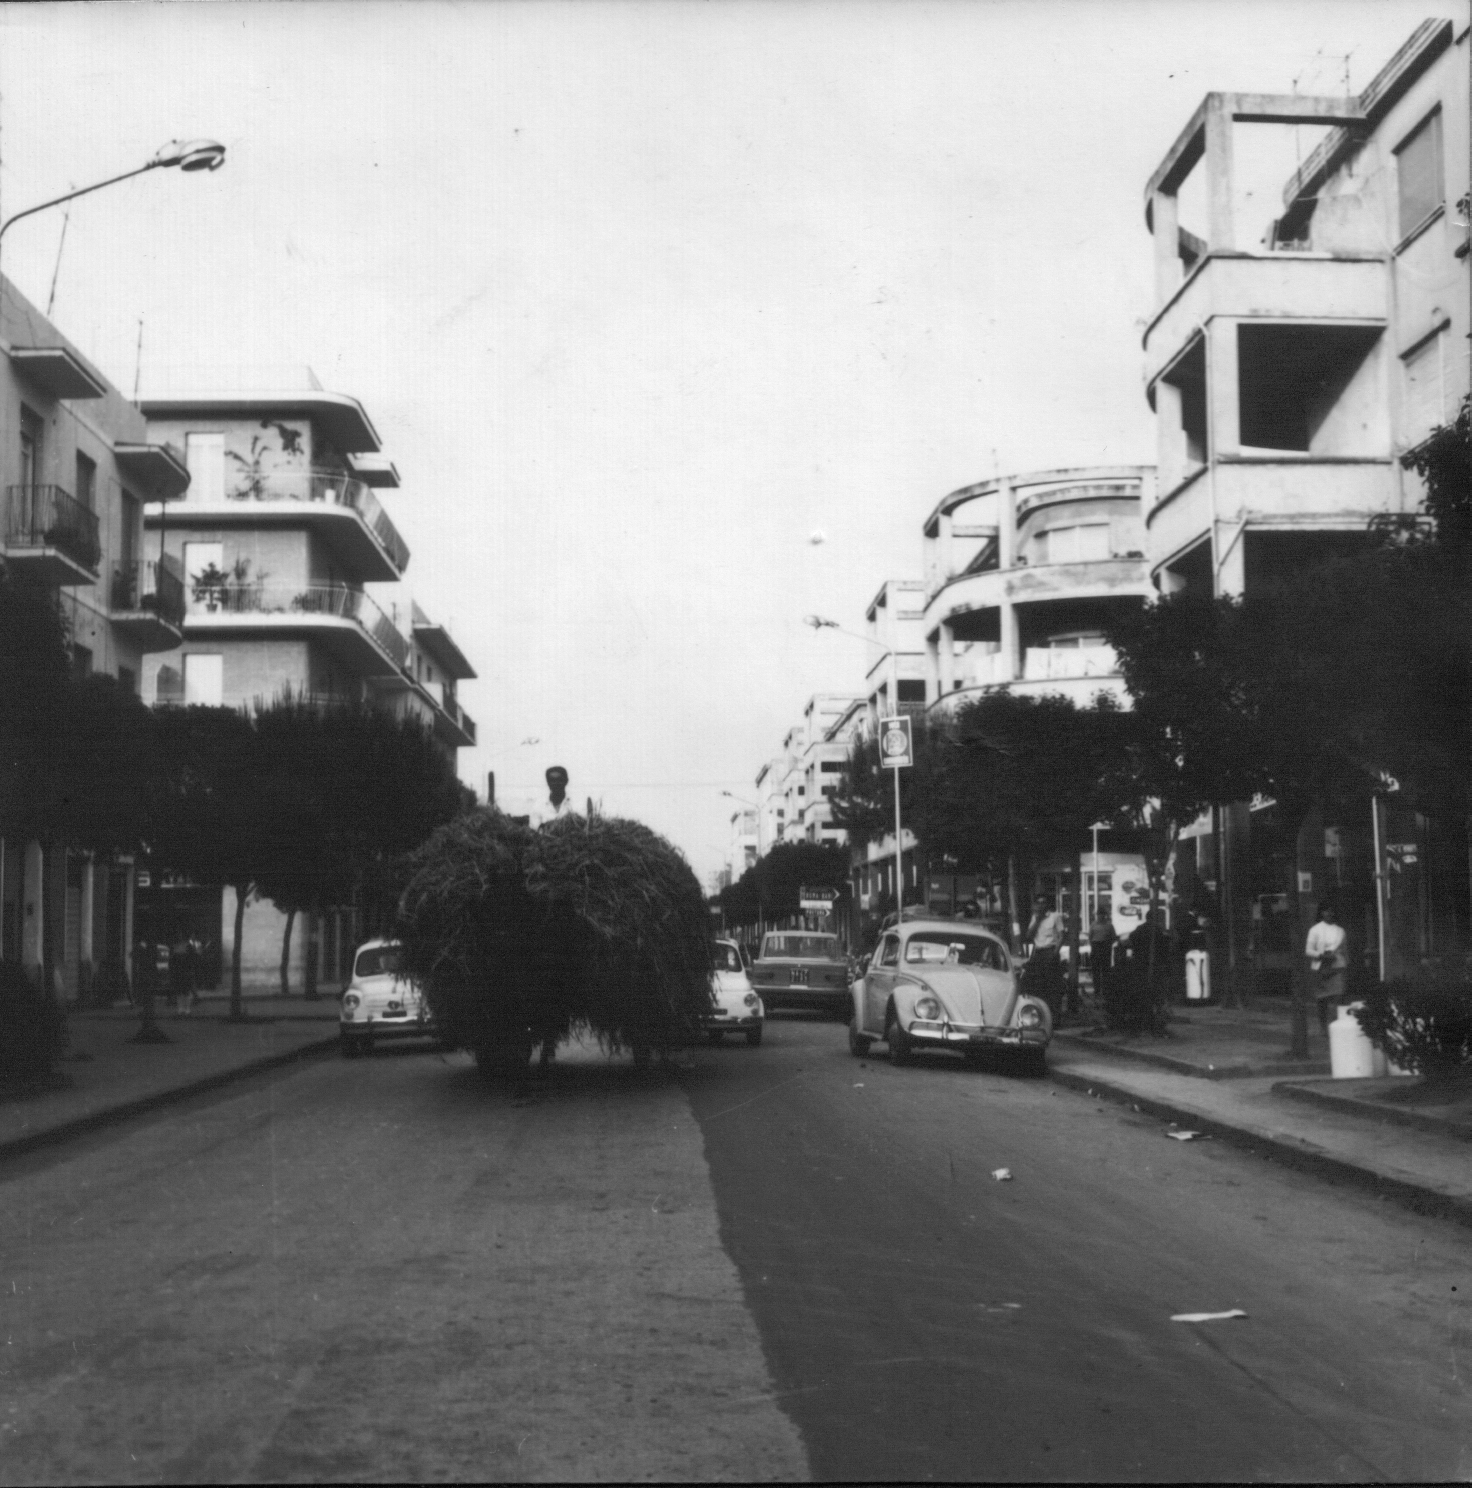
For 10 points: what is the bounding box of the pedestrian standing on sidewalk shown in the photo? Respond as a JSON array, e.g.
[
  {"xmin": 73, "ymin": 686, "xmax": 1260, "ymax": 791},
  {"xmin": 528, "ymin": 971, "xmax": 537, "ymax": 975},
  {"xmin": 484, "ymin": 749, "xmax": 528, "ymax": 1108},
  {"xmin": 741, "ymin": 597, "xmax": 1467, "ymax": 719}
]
[
  {"xmin": 1025, "ymin": 894, "xmax": 1066, "ymax": 1023},
  {"xmin": 1305, "ymin": 902, "xmax": 1348, "ymax": 1030},
  {"xmin": 1088, "ymin": 908, "xmax": 1117, "ymax": 1015}
]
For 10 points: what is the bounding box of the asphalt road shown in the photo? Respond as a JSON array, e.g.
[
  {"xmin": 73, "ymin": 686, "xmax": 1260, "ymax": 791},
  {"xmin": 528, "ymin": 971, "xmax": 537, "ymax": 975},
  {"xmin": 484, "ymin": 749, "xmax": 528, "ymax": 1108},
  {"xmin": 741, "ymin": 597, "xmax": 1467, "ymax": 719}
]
[
  {"xmin": 686, "ymin": 1014, "xmax": 1472, "ymax": 1482},
  {"xmin": 0, "ymin": 1016, "xmax": 1468, "ymax": 1483}
]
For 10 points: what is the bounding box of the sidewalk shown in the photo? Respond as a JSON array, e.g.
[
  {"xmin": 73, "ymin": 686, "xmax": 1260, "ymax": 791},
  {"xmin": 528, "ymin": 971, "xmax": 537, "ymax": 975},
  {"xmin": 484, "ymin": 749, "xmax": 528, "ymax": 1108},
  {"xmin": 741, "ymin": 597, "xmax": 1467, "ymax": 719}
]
[
  {"xmin": 0, "ymin": 996, "xmax": 341, "ymax": 1158},
  {"xmin": 1051, "ymin": 996, "xmax": 1472, "ymax": 1229}
]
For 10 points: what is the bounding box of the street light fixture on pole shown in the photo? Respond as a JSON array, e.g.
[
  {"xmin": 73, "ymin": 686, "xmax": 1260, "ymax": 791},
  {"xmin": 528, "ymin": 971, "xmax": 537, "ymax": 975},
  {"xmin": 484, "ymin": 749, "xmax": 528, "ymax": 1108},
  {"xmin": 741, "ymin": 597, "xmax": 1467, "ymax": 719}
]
[{"xmin": 0, "ymin": 140, "xmax": 227, "ymax": 259}]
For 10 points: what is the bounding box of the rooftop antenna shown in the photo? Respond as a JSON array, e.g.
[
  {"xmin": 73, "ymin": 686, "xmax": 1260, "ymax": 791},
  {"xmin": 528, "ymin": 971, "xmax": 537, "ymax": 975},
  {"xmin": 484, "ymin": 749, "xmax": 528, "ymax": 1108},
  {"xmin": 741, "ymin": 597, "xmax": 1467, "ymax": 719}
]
[{"xmin": 45, "ymin": 196, "xmax": 73, "ymax": 317}]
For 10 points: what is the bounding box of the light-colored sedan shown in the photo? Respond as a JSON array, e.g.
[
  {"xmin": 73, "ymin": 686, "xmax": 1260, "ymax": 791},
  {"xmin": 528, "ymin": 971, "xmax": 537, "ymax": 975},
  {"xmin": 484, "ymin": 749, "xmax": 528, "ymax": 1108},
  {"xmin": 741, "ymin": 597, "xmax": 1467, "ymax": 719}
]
[
  {"xmin": 849, "ymin": 917, "xmax": 1051, "ymax": 1073},
  {"xmin": 339, "ymin": 938, "xmax": 435, "ymax": 1056},
  {"xmin": 705, "ymin": 939, "xmax": 764, "ymax": 1046}
]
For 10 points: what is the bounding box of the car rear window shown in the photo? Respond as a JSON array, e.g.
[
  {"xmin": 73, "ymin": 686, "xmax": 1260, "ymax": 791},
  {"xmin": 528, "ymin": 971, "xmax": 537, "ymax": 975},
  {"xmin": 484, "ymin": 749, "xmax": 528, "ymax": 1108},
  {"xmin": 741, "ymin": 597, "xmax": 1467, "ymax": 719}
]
[
  {"xmin": 354, "ymin": 945, "xmax": 402, "ymax": 978},
  {"xmin": 903, "ymin": 933, "xmax": 1008, "ymax": 970},
  {"xmin": 761, "ymin": 935, "xmax": 841, "ymax": 960},
  {"xmin": 713, "ymin": 944, "xmax": 745, "ymax": 973}
]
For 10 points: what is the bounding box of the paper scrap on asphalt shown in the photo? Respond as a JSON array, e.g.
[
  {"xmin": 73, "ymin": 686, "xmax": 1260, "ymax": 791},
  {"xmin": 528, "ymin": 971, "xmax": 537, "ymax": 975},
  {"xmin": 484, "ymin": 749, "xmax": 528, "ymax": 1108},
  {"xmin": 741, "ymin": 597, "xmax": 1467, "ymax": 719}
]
[
  {"xmin": 853, "ymin": 1083, "xmax": 864, "ymax": 1088},
  {"xmin": 1166, "ymin": 1131, "xmax": 1201, "ymax": 1141},
  {"xmin": 1170, "ymin": 1309, "xmax": 1247, "ymax": 1323},
  {"xmin": 991, "ymin": 1168, "xmax": 1013, "ymax": 1181}
]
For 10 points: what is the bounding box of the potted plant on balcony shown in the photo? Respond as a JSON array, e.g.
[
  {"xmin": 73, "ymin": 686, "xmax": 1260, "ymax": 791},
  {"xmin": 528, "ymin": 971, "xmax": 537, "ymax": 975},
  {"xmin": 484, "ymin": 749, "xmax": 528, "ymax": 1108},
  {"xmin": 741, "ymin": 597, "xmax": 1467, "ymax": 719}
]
[{"xmin": 191, "ymin": 561, "xmax": 229, "ymax": 612}]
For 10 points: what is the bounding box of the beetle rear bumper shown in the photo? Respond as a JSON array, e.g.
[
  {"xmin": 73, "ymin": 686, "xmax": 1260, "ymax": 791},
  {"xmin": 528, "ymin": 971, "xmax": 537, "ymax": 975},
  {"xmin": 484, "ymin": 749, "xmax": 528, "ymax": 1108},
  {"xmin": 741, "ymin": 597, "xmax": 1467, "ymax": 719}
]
[{"xmin": 904, "ymin": 1021, "xmax": 1049, "ymax": 1049}]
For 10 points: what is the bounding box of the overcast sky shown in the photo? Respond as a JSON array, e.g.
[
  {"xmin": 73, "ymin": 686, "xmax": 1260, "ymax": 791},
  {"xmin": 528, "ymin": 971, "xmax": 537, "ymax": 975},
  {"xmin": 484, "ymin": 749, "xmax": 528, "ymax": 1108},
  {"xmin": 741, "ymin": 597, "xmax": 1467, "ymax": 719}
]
[{"xmin": 0, "ymin": 0, "xmax": 1460, "ymax": 882}]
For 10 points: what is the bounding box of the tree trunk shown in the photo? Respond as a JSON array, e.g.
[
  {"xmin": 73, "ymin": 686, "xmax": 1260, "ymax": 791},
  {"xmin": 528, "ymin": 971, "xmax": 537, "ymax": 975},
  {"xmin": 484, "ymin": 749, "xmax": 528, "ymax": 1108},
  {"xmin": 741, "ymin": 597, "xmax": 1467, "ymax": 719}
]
[
  {"xmin": 1286, "ymin": 807, "xmax": 1313, "ymax": 1061},
  {"xmin": 38, "ymin": 837, "xmax": 55, "ymax": 1002},
  {"xmin": 229, "ymin": 882, "xmax": 248, "ymax": 1021},
  {"xmin": 1065, "ymin": 858, "xmax": 1081, "ymax": 1018},
  {"xmin": 1006, "ymin": 854, "xmax": 1020, "ymax": 952},
  {"xmin": 279, "ymin": 907, "xmax": 296, "ymax": 997},
  {"xmin": 304, "ymin": 899, "xmax": 320, "ymax": 1001}
]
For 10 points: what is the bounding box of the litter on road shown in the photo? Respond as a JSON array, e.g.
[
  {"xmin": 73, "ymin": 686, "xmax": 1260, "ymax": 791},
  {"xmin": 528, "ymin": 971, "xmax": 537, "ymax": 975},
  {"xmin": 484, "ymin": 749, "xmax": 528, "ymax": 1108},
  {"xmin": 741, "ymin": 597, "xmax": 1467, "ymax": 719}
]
[
  {"xmin": 1171, "ymin": 1310, "xmax": 1248, "ymax": 1323},
  {"xmin": 1166, "ymin": 1131, "xmax": 1202, "ymax": 1141},
  {"xmin": 991, "ymin": 1168, "xmax": 1013, "ymax": 1181}
]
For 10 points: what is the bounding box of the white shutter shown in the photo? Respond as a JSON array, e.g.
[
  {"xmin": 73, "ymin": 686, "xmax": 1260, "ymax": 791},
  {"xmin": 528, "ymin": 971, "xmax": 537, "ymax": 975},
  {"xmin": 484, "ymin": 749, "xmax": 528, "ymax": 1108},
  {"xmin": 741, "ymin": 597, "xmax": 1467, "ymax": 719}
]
[
  {"xmin": 1403, "ymin": 330, "xmax": 1447, "ymax": 444},
  {"xmin": 183, "ymin": 653, "xmax": 224, "ymax": 706}
]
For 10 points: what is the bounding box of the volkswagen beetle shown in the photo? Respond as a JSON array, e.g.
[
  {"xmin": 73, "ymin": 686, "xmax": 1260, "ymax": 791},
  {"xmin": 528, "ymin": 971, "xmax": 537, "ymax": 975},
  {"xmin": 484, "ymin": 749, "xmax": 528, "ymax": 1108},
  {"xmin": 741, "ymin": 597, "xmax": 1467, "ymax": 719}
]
[{"xmin": 849, "ymin": 917, "xmax": 1050, "ymax": 1072}]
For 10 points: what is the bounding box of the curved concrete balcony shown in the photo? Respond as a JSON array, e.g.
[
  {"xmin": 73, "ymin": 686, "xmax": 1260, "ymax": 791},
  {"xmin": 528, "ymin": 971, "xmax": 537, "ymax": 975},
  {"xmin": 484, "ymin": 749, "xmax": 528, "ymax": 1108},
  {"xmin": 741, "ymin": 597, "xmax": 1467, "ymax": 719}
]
[
  {"xmin": 930, "ymin": 670, "xmax": 1131, "ymax": 720},
  {"xmin": 1147, "ymin": 455, "xmax": 1399, "ymax": 571},
  {"xmin": 926, "ymin": 555, "xmax": 1150, "ymax": 629},
  {"xmin": 1144, "ymin": 252, "xmax": 1387, "ymax": 394},
  {"xmin": 149, "ymin": 469, "xmax": 409, "ymax": 582},
  {"xmin": 181, "ymin": 583, "xmax": 409, "ymax": 676}
]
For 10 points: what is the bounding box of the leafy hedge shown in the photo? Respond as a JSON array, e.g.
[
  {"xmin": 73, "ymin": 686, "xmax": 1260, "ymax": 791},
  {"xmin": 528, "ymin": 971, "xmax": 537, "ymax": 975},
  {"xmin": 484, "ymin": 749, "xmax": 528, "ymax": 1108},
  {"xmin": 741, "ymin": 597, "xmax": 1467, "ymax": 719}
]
[{"xmin": 1353, "ymin": 960, "xmax": 1472, "ymax": 1079}]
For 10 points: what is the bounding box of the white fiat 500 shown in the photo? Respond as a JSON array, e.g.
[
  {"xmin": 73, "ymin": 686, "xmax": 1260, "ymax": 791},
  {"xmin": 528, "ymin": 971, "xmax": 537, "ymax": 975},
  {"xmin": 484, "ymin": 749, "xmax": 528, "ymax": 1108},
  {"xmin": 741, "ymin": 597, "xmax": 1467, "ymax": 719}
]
[
  {"xmin": 849, "ymin": 917, "xmax": 1051, "ymax": 1073},
  {"xmin": 339, "ymin": 938, "xmax": 435, "ymax": 1057},
  {"xmin": 705, "ymin": 939, "xmax": 764, "ymax": 1046}
]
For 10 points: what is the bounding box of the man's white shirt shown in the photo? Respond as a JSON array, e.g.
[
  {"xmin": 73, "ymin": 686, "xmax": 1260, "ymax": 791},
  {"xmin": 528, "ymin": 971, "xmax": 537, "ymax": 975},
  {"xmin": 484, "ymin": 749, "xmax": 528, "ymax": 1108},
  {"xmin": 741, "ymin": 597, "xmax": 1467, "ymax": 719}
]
[{"xmin": 532, "ymin": 795, "xmax": 579, "ymax": 828}]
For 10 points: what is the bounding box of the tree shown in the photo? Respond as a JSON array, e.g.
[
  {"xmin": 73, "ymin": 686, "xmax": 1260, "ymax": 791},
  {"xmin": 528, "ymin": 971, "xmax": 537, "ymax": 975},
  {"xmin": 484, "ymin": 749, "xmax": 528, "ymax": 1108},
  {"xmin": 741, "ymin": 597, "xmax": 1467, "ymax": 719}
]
[
  {"xmin": 718, "ymin": 840, "xmax": 850, "ymax": 932},
  {"xmin": 148, "ymin": 706, "xmax": 265, "ymax": 1020}
]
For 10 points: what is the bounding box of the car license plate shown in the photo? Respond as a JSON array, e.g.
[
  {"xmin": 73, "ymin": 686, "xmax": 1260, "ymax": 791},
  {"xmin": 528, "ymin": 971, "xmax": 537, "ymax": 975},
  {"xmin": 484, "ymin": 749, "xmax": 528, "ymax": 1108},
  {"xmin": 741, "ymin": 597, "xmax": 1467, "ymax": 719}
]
[{"xmin": 790, "ymin": 967, "xmax": 808, "ymax": 984}]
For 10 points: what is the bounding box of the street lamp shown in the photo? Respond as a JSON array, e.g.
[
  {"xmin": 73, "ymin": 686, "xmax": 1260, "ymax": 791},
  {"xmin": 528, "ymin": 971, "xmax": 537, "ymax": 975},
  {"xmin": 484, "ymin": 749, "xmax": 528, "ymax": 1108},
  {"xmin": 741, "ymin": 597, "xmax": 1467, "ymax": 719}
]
[
  {"xmin": 0, "ymin": 139, "xmax": 227, "ymax": 253},
  {"xmin": 721, "ymin": 790, "xmax": 758, "ymax": 809},
  {"xmin": 803, "ymin": 613, "xmax": 879, "ymax": 647}
]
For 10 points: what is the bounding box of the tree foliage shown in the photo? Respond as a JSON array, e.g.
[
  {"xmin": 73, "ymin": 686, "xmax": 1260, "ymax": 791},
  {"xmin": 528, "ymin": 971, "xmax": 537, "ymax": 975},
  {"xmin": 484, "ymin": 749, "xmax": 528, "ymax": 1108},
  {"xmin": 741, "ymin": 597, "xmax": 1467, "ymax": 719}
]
[{"xmin": 718, "ymin": 839, "xmax": 850, "ymax": 929}]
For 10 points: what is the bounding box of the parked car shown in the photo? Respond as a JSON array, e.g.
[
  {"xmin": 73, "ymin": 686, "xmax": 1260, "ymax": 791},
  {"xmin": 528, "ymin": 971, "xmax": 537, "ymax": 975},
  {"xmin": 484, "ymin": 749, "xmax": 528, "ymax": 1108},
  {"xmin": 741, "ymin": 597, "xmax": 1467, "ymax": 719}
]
[
  {"xmin": 849, "ymin": 916, "xmax": 1051, "ymax": 1072},
  {"xmin": 749, "ymin": 930, "xmax": 850, "ymax": 1017},
  {"xmin": 339, "ymin": 938, "xmax": 435, "ymax": 1056},
  {"xmin": 705, "ymin": 939, "xmax": 764, "ymax": 1045}
]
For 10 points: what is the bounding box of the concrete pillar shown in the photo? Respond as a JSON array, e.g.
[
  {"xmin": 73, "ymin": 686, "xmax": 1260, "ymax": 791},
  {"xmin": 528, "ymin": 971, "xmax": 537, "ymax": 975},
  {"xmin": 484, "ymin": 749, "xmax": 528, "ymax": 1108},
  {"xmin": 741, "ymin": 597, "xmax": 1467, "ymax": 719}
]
[
  {"xmin": 1204, "ymin": 97, "xmax": 1234, "ymax": 252},
  {"xmin": 996, "ymin": 476, "xmax": 1016, "ymax": 570},
  {"xmin": 925, "ymin": 628, "xmax": 940, "ymax": 704},
  {"xmin": 1207, "ymin": 322, "xmax": 1240, "ymax": 459},
  {"xmin": 78, "ymin": 858, "xmax": 95, "ymax": 969},
  {"xmin": 1000, "ymin": 601, "xmax": 1020, "ymax": 682},
  {"xmin": 21, "ymin": 841, "xmax": 42, "ymax": 970},
  {"xmin": 938, "ymin": 509, "xmax": 954, "ymax": 582},
  {"xmin": 1217, "ymin": 513, "xmax": 1247, "ymax": 598},
  {"xmin": 123, "ymin": 864, "xmax": 135, "ymax": 985},
  {"xmin": 1151, "ymin": 189, "xmax": 1182, "ymax": 302},
  {"xmin": 938, "ymin": 620, "xmax": 955, "ymax": 694}
]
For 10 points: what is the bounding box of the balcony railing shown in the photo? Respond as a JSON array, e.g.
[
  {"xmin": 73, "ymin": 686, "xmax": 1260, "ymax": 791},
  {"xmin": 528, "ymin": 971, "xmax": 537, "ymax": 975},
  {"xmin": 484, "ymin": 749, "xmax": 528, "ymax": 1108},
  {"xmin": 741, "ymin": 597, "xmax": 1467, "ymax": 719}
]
[
  {"xmin": 4, "ymin": 484, "xmax": 101, "ymax": 572},
  {"xmin": 111, "ymin": 557, "xmax": 185, "ymax": 627},
  {"xmin": 220, "ymin": 468, "xmax": 410, "ymax": 573},
  {"xmin": 1022, "ymin": 644, "xmax": 1119, "ymax": 682},
  {"xmin": 187, "ymin": 582, "xmax": 410, "ymax": 668}
]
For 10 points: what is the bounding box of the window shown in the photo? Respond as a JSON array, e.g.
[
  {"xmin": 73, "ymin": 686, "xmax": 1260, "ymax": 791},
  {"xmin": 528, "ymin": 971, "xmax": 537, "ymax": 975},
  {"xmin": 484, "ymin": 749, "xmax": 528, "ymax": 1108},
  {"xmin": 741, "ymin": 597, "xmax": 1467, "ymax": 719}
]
[
  {"xmin": 118, "ymin": 666, "xmax": 137, "ymax": 695},
  {"xmin": 71, "ymin": 644, "xmax": 92, "ymax": 678},
  {"xmin": 904, "ymin": 932, "xmax": 1008, "ymax": 970},
  {"xmin": 897, "ymin": 679, "xmax": 927, "ymax": 703},
  {"xmin": 19, "ymin": 406, "xmax": 42, "ymax": 487},
  {"xmin": 183, "ymin": 653, "xmax": 224, "ymax": 706},
  {"xmin": 184, "ymin": 433, "xmax": 225, "ymax": 503},
  {"xmin": 1043, "ymin": 524, "xmax": 1110, "ymax": 564},
  {"xmin": 877, "ymin": 935, "xmax": 900, "ymax": 968},
  {"xmin": 1395, "ymin": 109, "xmax": 1443, "ymax": 242},
  {"xmin": 75, "ymin": 452, "xmax": 96, "ymax": 510},
  {"xmin": 120, "ymin": 494, "xmax": 140, "ymax": 567},
  {"xmin": 184, "ymin": 541, "xmax": 223, "ymax": 612},
  {"xmin": 1403, "ymin": 327, "xmax": 1452, "ymax": 444}
]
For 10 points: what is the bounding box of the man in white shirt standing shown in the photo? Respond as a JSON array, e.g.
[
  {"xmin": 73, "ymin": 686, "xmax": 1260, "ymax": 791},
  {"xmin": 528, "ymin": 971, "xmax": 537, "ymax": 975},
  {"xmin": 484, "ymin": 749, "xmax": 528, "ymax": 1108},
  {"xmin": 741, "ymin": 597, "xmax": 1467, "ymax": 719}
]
[
  {"xmin": 532, "ymin": 765, "xmax": 579, "ymax": 828},
  {"xmin": 1305, "ymin": 902, "xmax": 1348, "ymax": 1030}
]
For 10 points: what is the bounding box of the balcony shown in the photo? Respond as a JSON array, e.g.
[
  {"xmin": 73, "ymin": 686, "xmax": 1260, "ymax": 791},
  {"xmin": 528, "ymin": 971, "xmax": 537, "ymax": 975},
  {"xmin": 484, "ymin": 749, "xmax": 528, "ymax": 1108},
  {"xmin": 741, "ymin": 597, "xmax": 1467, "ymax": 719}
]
[
  {"xmin": 182, "ymin": 582, "xmax": 409, "ymax": 676},
  {"xmin": 928, "ymin": 556, "xmax": 1149, "ymax": 627},
  {"xmin": 110, "ymin": 557, "xmax": 185, "ymax": 650},
  {"xmin": 1144, "ymin": 253, "xmax": 1387, "ymax": 393},
  {"xmin": 2, "ymin": 485, "xmax": 101, "ymax": 584},
  {"xmin": 156, "ymin": 469, "xmax": 410, "ymax": 581},
  {"xmin": 436, "ymin": 696, "xmax": 477, "ymax": 748}
]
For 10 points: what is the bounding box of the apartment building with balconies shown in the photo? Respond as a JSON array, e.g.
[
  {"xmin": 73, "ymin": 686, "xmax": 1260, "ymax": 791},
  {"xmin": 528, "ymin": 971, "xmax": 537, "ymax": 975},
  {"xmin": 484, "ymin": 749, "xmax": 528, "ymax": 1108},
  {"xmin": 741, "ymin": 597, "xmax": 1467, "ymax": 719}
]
[
  {"xmin": 1142, "ymin": 18, "xmax": 1471, "ymax": 991},
  {"xmin": 0, "ymin": 275, "xmax": 191, "ymax": 999},
  {"xmin": 862, "ymin": 579, "xmax": 928, "ymax": 731},
  {"xmin": 135, "ymin": 372, "xmax": 476, "ymax": 992},
  {"xmin": 1143, "ymin": 17, "xmax": 1469, "ymax": 598},
  {"xmin": 921, "ymin": 466, "xmax": 1155, "ymax": 720}
]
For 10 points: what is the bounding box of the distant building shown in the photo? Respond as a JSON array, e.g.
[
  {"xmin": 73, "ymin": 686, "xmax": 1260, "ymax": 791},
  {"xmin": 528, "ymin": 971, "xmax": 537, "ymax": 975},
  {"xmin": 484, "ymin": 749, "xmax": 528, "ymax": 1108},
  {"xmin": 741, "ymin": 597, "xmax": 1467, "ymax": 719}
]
[
  {"xmin": 0, "ymin": 274, "xmax": 191, "ymax": 999},
  {"xmin": 862, "ymin": 579, "xmax": 928, "ymax": 730},
  {"xmin": 921, "ymin": 467, "xmax": 1154, "ymax": 719}
]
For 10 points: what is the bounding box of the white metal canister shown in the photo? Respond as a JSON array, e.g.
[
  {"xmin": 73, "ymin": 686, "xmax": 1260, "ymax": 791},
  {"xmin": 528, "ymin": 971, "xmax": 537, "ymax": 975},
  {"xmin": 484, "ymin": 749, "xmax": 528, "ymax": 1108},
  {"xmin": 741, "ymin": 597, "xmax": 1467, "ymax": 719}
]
[{"xmin": 1329, "ymin": 1003, "xmax": 1387, "ymax": 1079}]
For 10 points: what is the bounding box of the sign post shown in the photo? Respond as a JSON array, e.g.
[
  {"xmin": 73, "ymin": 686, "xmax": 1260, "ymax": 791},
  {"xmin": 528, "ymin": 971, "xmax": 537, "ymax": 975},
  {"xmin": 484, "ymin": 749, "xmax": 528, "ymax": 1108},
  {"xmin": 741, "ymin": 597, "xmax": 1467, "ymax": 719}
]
[{"xmin": 879, "ymin": 716, "xmax": 913, "ymax": 917}]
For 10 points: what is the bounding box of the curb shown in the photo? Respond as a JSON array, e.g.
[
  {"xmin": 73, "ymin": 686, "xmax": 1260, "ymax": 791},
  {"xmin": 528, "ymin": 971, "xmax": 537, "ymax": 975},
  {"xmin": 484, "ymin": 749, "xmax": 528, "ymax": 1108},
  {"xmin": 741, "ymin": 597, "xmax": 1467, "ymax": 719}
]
[
  {"xmin": 1046, "ymin": 1060, "xmax": 1472, "ymax": 1233},
  {"xmin": 0, "ymin": 1035, "xmax": 340, "ymax": 1162},
  {"xmin": 1274, "ymin": 1078, "xmax": 1472, "ymax": 1142},
  {"xmin": 1051, "ymin": 1031, "xmax": 1328, "ymax": 1082}
]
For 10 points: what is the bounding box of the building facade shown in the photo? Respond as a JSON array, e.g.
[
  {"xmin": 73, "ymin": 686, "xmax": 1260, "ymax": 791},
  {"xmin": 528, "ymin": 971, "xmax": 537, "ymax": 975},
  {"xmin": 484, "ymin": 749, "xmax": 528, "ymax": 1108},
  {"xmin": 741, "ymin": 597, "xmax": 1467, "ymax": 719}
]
[
  {"xmin": 136, "ymin": 373, "xmax": 476, "ymax": 992},
  {"xmin": 1, "ymin": 275, "xmax": 191, "ymax": 998},
  {"xmin": 921, "ymin": 466, "xmax": 1155, "ymax": 718},
  {"xmin": 1142, "ymin": 17, "xmax": 1471, "ymax": 988}
]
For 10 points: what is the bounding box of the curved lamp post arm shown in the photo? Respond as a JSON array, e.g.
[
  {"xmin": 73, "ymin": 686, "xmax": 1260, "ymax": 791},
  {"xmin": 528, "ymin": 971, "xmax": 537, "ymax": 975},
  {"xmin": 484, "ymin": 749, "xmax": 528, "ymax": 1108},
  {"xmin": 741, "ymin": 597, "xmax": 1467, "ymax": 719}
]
[{"xmin": 0, "ymin": 141, "xmax": 225, "ymax": 251}]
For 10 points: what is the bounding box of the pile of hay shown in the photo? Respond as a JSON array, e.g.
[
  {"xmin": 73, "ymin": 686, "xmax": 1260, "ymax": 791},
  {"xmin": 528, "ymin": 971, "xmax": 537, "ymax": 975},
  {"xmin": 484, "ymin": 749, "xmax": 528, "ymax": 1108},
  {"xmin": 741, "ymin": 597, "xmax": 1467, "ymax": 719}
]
[{"xmin": 397, "ymin": 808, "xmax": 713, "ymax": 1069}]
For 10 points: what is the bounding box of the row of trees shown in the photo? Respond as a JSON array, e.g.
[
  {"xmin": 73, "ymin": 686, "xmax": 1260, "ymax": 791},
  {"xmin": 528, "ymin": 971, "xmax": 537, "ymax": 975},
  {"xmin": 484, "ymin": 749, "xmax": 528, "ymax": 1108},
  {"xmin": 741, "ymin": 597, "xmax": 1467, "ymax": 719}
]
[
  {"xmin": 0, "ymin": 574, "xmax": 469, "ymax": 1019},
  {"xmin": 717, "ymin": 840, "xmax": 850, "ymax": 932},
  {"xmin": 826, "ymin": 398, "xmax": 1471, "ymax": 1051}
]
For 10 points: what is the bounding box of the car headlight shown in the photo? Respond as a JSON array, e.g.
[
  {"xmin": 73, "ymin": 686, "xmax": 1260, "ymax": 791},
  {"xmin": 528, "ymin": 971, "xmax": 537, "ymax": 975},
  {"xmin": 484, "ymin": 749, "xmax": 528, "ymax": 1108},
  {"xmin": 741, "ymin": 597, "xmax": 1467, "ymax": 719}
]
[
  {"xmin": 342, "ymin": 993, "xmax": 360, "ymax": 1010},
  {"xmin": 914, "ymin": 996, "xmax": 942, "ymax": 1020},
  {"xmin": 743, "ymin": 992, "xmax": 759, "ymax": 1008},
  {"xmin": 1018, "ymin": 1003, "xmax": 1042, "ymax": 1028}
]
